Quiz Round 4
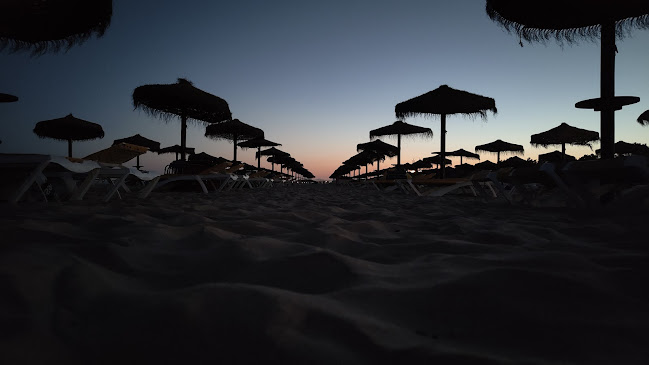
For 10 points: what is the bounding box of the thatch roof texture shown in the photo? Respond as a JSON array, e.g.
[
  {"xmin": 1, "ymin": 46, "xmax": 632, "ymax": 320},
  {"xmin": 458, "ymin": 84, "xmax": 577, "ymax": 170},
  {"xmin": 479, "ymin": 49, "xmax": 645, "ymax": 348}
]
[
  {"xmin": 395, "ymin": 85, "xmax": 497, "ymax": 121},
  {"xmin": 239, "ymin": 136, "xmax": 281, "ymax": 168},
  {"xmin": 133, "ymin": 78, "xmax": 231, "ymax": 125},
  {"xmin": 369, "ymin": 121, "xmax": 433, "ymax": 166},
  {"xmin": 132, "ymin": 78, "xmax": 231, "ymax": 161},
  {"xmin": 113, "ymin": 134, "xmax": 160, "ymax": 152},
  {"xmin": 485, "ymin": 0, "xmax": 649, "ymax": 44},
  {"xmin": 530, "ymin": 122, "xmax": 599, "ymax": 160},
  {"xmin": 475, "ymin": 139, "xmax": 524, "ymax": 163},
  {"xmin": 33, "ymin": 113, "xmax": 104, "ymax": 157},
  {"xmin": 205, "ymin": 119, "xmax": 264, "ymax": 162},
  {"xmin": 0, "ymin": 0, "xmax": 113, "ymax": 56}
]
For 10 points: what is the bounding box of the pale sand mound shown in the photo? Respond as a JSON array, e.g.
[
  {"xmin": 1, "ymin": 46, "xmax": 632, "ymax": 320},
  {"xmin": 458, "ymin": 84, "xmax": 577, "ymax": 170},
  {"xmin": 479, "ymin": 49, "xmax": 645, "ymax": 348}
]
[{"xmin": 1, "ymin": 184, "xmax": 648, "ymax": 364}]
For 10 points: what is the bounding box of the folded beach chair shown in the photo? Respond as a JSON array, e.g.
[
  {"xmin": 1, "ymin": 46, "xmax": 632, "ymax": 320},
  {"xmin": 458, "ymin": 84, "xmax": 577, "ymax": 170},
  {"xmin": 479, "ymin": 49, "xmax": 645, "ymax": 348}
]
[
  {"xmin": 405, "ymin": 174, "xmax": 488, "ymax": 197},
  {"xmin": 542, "ymin": 155, "xmax": 649, "ymax": 209}
]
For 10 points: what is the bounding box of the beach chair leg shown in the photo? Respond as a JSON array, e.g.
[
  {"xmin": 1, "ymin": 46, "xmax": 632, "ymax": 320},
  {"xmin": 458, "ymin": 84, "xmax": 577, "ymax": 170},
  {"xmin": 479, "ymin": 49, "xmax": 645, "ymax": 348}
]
[
  {"xmin": 69, "ymin": 169, "xmax": 101, "ymax": 201},
  {"xmin": 8, "ymin": 160, "xmax": 50, "ymax": 203},
  {"xmin": 405, "ymin": 180, "xmax": 422, "ymax": 196},
  {"xmin": 138, "ymin": 176, "xmax": 160, "ymax": 199},
  {"xmin": 193, "ymin": 176, "xmax": 209, "ymax": 194},
  {"xmin": 103, "ymin": 174, "xmax": 129, "ymax": 202}
]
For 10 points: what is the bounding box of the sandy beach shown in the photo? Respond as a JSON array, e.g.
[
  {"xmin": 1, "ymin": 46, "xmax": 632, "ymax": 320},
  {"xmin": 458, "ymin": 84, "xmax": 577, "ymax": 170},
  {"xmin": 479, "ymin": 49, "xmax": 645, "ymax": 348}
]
[{"xmin": 1, "ymin": 184, "xmax": 648, "ymax": 364}]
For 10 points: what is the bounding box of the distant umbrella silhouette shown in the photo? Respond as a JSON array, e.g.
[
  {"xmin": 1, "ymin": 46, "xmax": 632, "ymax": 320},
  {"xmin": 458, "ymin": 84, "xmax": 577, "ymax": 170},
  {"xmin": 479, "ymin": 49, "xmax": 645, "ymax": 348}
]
[
  {"xmin": 205, "ymin": 119, "xmax": 264, "ymax": 163},
  {"xmin": 539, "ymin": 150, "xmax": 575, "ymax": 163},
  {"xmin": 357, "ymin": 139, "xmax": 399, "ymax": 174},
  {"xmin": 485, "ymin": 0, "xmax": 649, "ymax": 160},
  {"xmin": 132, "ymin": 78, "xmax": 231, "ymax": 161},
  {"xmin": 475, "ymin": 139, "xmax": 524, "ymax": 163},
  {"xmin": 112, "ymin": 134, "xmax": 160, "ymax": 170},
  {"xmin": 33, "ymin": 113, "xmax": 104, "ymax": 157},
  {"xmin": 595, "ymin": 141, "xmax": 649, "ymax": 157},
  {"xmin": 0, "ymin": 93, "xmax": 18, "ymax": 102},
  {"xmin": 395, "ymin": 85, "xmax": 497, "ymax": 178},
  {"xmin": 188, "ymin": 152, "xmax": 227, "ymax": 166},
  {"xmin": 530, "ymin": 122, "xmax": 599, "ymax": 160},
  {"xmin": 433, "ymin": 148, "xmax": 480, "ymax": 165},
  {"xmin": 157, "ymin": 144, "xmax": 195, "ymax": 161},
  {"xmin": 0, "ymin": 0, "xmax": 112, "ymax": 56},
  {"xmin": 369, "ymin": 121, "xmax": 433, "ymax": 167},
  {"xmin": 257, "ymin": 147, "xmax": 289, "ymax": 171},
  {"xmin": 638, "ymin": 110, "xmax": 649, "ymax": 126},
  {"xmin": 239, "ymin": 136, "xmax": 281, "ymax": 169}
]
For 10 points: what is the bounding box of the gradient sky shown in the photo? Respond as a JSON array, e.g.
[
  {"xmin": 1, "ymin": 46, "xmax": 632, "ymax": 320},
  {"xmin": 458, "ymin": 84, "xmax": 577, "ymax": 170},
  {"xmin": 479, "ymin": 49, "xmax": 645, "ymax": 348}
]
[{"xmin": 1, "ymin": 0, "xmax": 648, "ymax": 180}]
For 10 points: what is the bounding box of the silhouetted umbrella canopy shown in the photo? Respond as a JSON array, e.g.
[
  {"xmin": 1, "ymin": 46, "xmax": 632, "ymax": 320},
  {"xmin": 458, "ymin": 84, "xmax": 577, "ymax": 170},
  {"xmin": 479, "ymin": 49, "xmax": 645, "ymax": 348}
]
[
  {"xmin": 0, "ymin": 0, "xmax": 112, "ymax": 56},
  {"xmin": 530, "ymin": 122, "xmax": 599, "ymax": 160},
  {"xmin": 188, "ymin": 152, "xmax": 227, "ymax": 166},
  {"xmin": 369, "ymin": 121, "xmax": 433, "ymax": 167},
  {"xmin": 395, "ymin": 85, "xmax": 497, "ymax": 178},
  {"xmin": 638, "ymin": 110, "xmax": 649, "ymax": 126},
  {"xmin": 402, "ymin": 159, "xmax": 432, "ymax": 171},
  {"xmin": 539, "ymin": 150, "xmax": 576, "ymax": 163},
  {"xmin": 239, "ymin": 136, "xmax": 281, "ymax": 169},
  {"xmin": 257, "ymin": 147, "xmax": 289, "ymax": 171},
  {"xmin": 423, "ymin": 155, "xmax": 452, "ymax": 166},
  {"xmin": 205, "ymin": 119, "xmax": 264, "ymax": 162},
  {"xmin": 33, "ymin": 113, "xmax": 104, "ymax": 157},
  {"xmin": 0, "ymin": 93, "xmax": 18, "ymax": 102},
  {"xmin": 475, "ymin": 139, "xmax": 524, "ymax": 163},
  {"xmin": 499, "ymin": 156, "xmax": 532, "ymax": 168},
  {"xmin": 474, "ymin": 160, "xmax": 498, "ymax": 170},
  {"xmin": 357, "ymin": 139, "xmax": 399, "ymax": 173},
  {"xmin": 433, "ymin": 148, "xmax": 480, "ymax": 165},
  {"xmin": 113, "ymin": 134, "xmax": 160, "ymax": 152},
  {"xmin": 596, "ymin": 141, "xmax": 649, "ymax": 157},
  {"xmin": 157, "ymin": 144, "xmax": 195, "ymax": 161},
  {"xmin": 485, "ymin": 0, "xmax": 649, "ymax": 160},
  {"xmin": 132, "ymin": 78, "xmax": 231, "ymax": 161}
]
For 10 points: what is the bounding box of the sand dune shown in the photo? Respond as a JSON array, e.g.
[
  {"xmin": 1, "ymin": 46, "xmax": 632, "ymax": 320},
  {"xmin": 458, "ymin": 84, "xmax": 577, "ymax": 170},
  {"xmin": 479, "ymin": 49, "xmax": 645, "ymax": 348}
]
[{"xmin": 1, "ymin": 184, "xmax": 648, "ymax": 364}]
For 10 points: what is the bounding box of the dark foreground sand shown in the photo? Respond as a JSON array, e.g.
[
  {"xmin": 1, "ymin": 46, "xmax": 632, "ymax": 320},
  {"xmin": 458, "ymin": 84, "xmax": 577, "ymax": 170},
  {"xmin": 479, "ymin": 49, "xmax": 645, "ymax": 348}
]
[{"xmin": 1, "ymin": 184, "xmax": 648, "ymax": 364}]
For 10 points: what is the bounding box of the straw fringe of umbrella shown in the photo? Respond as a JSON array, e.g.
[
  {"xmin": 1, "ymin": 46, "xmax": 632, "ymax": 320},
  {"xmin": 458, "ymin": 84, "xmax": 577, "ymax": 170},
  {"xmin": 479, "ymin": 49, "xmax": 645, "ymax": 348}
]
[{"xmin": 0, "ymin": 0, "xmax": 113, "ymax": 56}]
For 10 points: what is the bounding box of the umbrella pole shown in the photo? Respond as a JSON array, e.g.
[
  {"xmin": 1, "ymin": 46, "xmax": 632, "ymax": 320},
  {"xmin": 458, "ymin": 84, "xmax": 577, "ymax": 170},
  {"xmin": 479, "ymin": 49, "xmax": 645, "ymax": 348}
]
[
  {"xmin": 497, "ymin": 151, "xmax": 500, "ymax": 164},
  {"xmin": 562, "ymin": 143, "xmax": 566, "ymax": 160},
  {"xmin": 600, "ymin": 21, "xmax": 616, "ymax": 160},
  {"xmin": 180, "ymin": 112, "xmax": 188, "ymax": 161},
  {"xmin": 397, "ymin": 134, "xmax": 401, "ymax": 166},
  {"xmin": 67, "ymin": 139, "xmax": 73, "ymax": 158},
  {"xmin": 440, "ymin": 114, "xmax": 446, "ymax": 179},
  {"xmin": 257, "ymin": 147, "xmax": 261, "ymax": 169},
  {"xmin": 233, "ymin": 136, "xmax": 238, "ymax": 162},
  {"xmin": 460, "ymin": 156, "xmax": 463, "ymax": 165}
]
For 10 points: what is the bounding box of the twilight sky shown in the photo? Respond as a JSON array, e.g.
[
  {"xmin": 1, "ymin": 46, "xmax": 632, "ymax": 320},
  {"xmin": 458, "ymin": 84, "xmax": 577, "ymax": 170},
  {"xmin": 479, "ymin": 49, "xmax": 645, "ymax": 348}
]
[{"xmin": 1, "ymin": 0, "xmax": 648, "ymax": 180}]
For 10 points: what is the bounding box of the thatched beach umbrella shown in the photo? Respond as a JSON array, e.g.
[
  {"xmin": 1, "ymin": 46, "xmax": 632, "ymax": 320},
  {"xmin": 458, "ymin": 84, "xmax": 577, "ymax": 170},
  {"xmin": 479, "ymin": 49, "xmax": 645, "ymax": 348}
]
[
  {"xmin": 369, "ymin": 121, "xmax": 433, "ymax": 167},
  {"xmin": 474, "ymin": 160, "xmax": 498, "ymax": 170},
  {"xmin": 433, "ymin": 148, "xmax": 481, "ymax": 165},
  {"xmin": 0, "ymin": 93, "xmax": 18, "ymax": 103},
  {"xmin": 188, "ymin": 151, "xmax": 227, "ymax": 166},
  {"xmin": 530, "ymin": 122, "xmax": 599, "ymax": 160},
  {"xmin": 257, "ymin": 147, "xmax": 289, "ymax": 172},
  {"xmin": 395, "ymin": 85, "xmax": 497, "ymax": 178},
  {"xmin": 33, "ymin": 113, "xmax": 104, "ymax": 157},
  {"xmin": 595, "ymin": 141, "xmax": 649, "ymax": 157},
  {"xmin": 205, "ymin": 119, "xmax": 264, "ymax": 163},
  {"xmin": 475, "ymin": 139, "xmax": 524, "ymax": 164},
  {"xmin": 357, "ymin": 139, "xmax": 399, "ymax": 174},
  {"xmin": 132, "ymin": 78, "xmax": 231, "ymax": 161},
  {"xmin": 539, "ymin": 150, "xmax": 575, "ymax": 163},
  {"xmin": 239, "ymin": 136, "xmax": 281, "ymax": 169},
  {"xmin": 157, "ymin": 144, "xmax": 195, "ymax": 161},
  {"xmin": 113, "ymin": 134, "xmax": 160, "ymax": 169},
  {"xmin": 485, "ymin": 0, "xmax": 649, "ymax": 160},
  {"xmin": 638, "ymin": 110, "xmax": 649, "ymax": 126},
  {"xmin": 0, "ymin": 0, "xmax": 112, "ymax": 56}
]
